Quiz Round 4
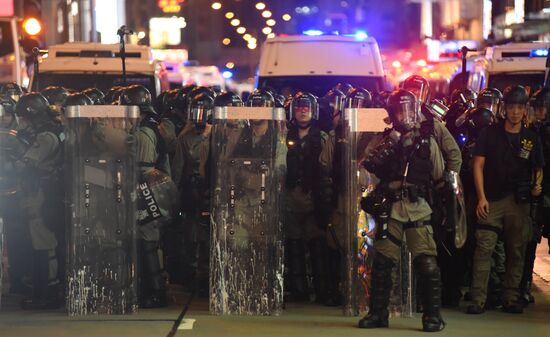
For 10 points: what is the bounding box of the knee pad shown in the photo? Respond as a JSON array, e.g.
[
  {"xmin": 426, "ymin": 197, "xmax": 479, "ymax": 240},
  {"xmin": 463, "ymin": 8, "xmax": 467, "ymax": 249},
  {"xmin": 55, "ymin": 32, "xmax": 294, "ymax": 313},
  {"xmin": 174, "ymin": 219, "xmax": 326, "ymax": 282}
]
[{"xmin": 414, "ymin": 254, "xmax": 439, "ymax": 276}]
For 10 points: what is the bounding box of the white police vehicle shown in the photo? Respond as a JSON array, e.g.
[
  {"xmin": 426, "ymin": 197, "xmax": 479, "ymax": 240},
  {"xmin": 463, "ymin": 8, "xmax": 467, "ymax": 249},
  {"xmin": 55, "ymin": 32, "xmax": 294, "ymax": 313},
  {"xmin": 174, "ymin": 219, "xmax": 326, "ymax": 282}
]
[
  {"xmin": 470, "ymin": 42, "xmax": 550, "ymax": 92},
  {"xmin": 257, "ymin": 32, "xmax": 387, "ymax": 96}
]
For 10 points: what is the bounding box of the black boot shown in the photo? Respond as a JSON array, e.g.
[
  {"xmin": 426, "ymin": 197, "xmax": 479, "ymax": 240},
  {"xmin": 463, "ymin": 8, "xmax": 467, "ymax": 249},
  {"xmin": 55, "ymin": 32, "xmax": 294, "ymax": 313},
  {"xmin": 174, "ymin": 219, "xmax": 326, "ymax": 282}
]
[
  {"xmin": 140, "ymin": 240, "xmax": 168, "ymax": 308},
  {"xmin": 309, "ymin": 239, "xmax": 329, "ymax": 304},
  {"xmin": 358, "ymin": 254, "xmax": 394, "ymax": 329},
  {"xmin": 21, "ymin": 250, "xmax": 60, "ymax": 310},
  {"xmin": 414, "ymin": 255, "xmax": 446, "ymax": 332},
  {"xmin": 285, "ymin": 239, "xmax": 309, "ymax": 301}
]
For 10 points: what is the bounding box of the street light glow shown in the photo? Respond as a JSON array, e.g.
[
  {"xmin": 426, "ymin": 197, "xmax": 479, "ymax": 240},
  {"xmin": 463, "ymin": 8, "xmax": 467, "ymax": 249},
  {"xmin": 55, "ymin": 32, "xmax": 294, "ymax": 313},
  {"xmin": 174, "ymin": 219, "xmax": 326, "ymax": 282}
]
[
  {"xmin": 262, "ymin": 10, "xmax": 272, "ymax": 18},
  {"xmin": 266, "ymin": 19, "xmax": 276, "ymax": 26},
  {"xmin": 230, "ymin": 19, "xmax": 240, "ymax": 26},
  {"xmin": 243, "ymin": 34, "xmax": 252, "ymax": 41},
  {"xmin": 222, "ymin": 38, "xmax": 231, "ymax": 45},
  {"xmin": 255, "ymin": 2, "xmax": 266, "ymax": 10},
  {"xmin": 236, "ymin": 27, "xmax": 246, "ymax": 34},
  {"xmin": 392, "ymin": 60, "xmax": 402, "ymax": 69},
  {"xmin": 225, "ymin": 12, "xmax": 235, "ymax": 19},
  {"xmin": 262, "ymin": 27, "xmax": 272, "ymax": 35},
  {"xmin": 211, "ymin": 2, "xmax": 222, "ymax": 10},
  {"xmin": 282, "ymin": 14, "xmax": 292, "ymax": 21},
  {"xmin": 247, "ymin": 43, "xmax": 257, "ymax": 50},
  {"xmin": 226, "ymin": 62, "xmax": 235, "ymax": 69},
  {"xmin": 267, "ymin": 33, "xmax": 276, "ymax": 39}
]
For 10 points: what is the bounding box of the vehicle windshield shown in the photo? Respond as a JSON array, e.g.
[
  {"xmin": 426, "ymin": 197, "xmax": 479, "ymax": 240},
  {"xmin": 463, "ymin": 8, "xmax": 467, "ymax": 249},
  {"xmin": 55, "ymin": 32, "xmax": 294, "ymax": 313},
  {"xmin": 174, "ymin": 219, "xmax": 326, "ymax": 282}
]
[
  {"xmin": 35, "ymin": 73, "xmax": 158, "ymax": 98},
  {"xmin": 258, "ymin": 75, "xmax": 386, "ymax": 97},
  {"xmin": 488, "ymin": 73, "xmax": 545, "ymax": 93}
]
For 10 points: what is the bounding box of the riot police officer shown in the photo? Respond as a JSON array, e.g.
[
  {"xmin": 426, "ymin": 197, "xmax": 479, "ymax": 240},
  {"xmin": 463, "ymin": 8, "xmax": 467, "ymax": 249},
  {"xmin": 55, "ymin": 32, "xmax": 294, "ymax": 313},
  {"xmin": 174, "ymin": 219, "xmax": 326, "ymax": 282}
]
[
  {"xmin": 358, "ymin": 89, "xmax": 448, "ymax": 332},
  {"xmin": 319, "ymin": 88, "xmax": 346, "ymax": 133},
  {"xmin": 285, "ymin": 91, "xmax": 333, "ymax": 304},
  {"xmin": 171, "ymin": 88, "xmax": 215, "ymax": 294},
  {"xmin": 14, "ymin": 93, "xmax": 65, "ymax": 309},
  {"xmin": 121, "ymin": 84, "xmax": 172, "ymax": 308},
  {"xmin": 468, "ymin": 85, "xmax": 544, "ymax": 314},
  {"xmin": 0, "ymin": 92, "xmax": 33, "ymax": 295}
]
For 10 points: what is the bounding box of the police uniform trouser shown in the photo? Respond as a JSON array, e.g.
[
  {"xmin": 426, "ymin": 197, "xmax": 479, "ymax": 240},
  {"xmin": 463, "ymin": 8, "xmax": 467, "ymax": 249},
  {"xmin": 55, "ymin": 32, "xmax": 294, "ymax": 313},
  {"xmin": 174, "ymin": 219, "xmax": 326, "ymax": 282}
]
[
  {"xmin": 471, "ymin": 194, "xmax": 530, "ymax": 307},
  {"xmin": 20, "ymin": 188, "xmax": 59, "ymax": 295},
  {"xmin": 374, "ymin": 216, "xmax": 437, "ymax": 262},
  {"xmin": 285, "ymin": 187, "xmax": 324, "ymax": 241}
]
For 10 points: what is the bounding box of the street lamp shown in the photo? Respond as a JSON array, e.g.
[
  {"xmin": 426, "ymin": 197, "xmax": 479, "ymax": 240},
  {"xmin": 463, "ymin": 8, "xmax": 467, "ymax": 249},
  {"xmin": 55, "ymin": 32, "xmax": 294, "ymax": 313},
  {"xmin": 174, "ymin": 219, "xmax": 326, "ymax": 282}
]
[
  {"xmin": 211, "ymin": 2, "xmax": 222, "ymax": 10},
  {"xmin": 255, "ymin": 3, "xmax": 266, "ymax": 10},
  {"xmin": 262, "ymin": 10, "xmax": 272, "ymax": 18}
]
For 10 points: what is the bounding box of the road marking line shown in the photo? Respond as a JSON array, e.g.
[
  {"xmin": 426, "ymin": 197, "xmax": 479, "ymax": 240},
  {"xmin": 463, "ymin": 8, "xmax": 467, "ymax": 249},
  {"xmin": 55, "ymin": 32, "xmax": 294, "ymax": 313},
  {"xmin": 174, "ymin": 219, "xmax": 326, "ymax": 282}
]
[{"xmin": 177, "ymin": 318, "xmax": 196, "ymax": 330}]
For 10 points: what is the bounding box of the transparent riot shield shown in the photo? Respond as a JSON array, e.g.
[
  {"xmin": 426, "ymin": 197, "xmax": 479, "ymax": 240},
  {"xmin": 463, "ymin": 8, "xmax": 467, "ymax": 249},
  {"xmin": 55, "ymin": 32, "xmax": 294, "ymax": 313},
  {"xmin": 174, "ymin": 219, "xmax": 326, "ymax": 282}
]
[
  {"xmin": 210, "ymin": 106, "xmax": 286, "ymax": 315},
  {"xmin": 342, "ymin": 108, "xmax": 413, "ymax": 317},
  {"xmin": 65, "ymin": 105, "xmax": 139, "ymax": 316}
]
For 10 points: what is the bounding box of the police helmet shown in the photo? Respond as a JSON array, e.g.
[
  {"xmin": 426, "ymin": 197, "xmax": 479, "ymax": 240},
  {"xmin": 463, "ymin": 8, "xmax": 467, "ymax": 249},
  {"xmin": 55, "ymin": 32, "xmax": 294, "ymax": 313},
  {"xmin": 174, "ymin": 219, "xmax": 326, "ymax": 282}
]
[
  {"xmin": 467, "ymin": 107, "xmax": 494, "ymax": 131},
  {"xmin": 0, "ymin": 96, "xmax": 17, "ymax": 116},
  {"xmin": 274, "ymin": 94, "xmax": 286, "ymax": 108},
  {"xmin": 334, "ymin": 83, "xmax": 354, "ymax": 95},
  {"xmin": 188, "ymin": 86, "xmax": 216, "ymax": 101},
  {"xmin": 477, "ymin": 87, "xmax": 503, "ymax": 117},
  {"xmin": 345, "ymin": 88, "xmax": 372, "ymax": 109},
  {"xmin": 15, "ymin": 93, "xmax": 53, "ymax": 122},
  {"xmin": 119, "ymin": 85, "xmax": 152, "ymax": 106},
  {"xmin": 214, "ymin": 91, "xmax": 243, "ymax": 107},
  {"xmin": 372, "ymin": 91, "xmax": 391, "ymax": 108},
  {"xmin": 450, "ymin": 88, "xmax": 477, "ymax": 106},
  {"xmin": 104, "ymin": 86, "xmax": 124, "ymax": 104},
  {"xmin": 41, "ymin": 86, "xmax": 69, "ymax": 107},
  {"xmin": 82, "ymin": 87, "xmax": 106, "ymax": 105},
  {"xmin": 0, "ymin": 82, "xmax": 24, "ymax": 102},
  {"xmin": 64, "ymin": 93, "xmax": 94, "ymax": 107},
  {"xmin": 503, "ymin": 85, "xmax": 529, "ymax": 105},
  {"xmin": 386, "ymin": 89, "xmax": 418, "ymax": 131},
  {"xmin": 188, "ymin": 92, "xmax": 214, "ymax": 125},
  {"xmin": 532, "ymin": 87, "xmax": 550, "ymax": 109},
  {"xmin": 246, "ymin": 90, "xmax": 275, "ymax": 107},
  {"xmin": 290, "ymin": 92, "xmax": 319, "ymax": 121},
  {"xmin": 402, "ymin": 75, "xmax": 430, "ymax": 104},
  {"xmin": 322, "ymin": 88, "xmax": 346, "ymax": 118}
]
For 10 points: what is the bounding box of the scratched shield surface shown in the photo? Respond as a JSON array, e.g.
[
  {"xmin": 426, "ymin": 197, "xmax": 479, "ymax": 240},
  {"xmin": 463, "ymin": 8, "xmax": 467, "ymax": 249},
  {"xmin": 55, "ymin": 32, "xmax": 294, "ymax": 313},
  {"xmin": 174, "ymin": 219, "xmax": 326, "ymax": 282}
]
[
  {"xmin": 342, "ymin": 108, "xmax": 414, "ymax": 317},
  {"xmin": 209, "ymin": 106, "xmax": 286, "ymax": 315},
  {"xmin": 64, "ymin": 106, "xmax": 139, "ymax": 316}
]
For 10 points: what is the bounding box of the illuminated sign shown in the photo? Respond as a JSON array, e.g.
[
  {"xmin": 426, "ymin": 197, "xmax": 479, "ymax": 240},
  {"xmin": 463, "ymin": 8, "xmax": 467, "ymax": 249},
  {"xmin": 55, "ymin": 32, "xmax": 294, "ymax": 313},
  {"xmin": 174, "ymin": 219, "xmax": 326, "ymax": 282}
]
[
  {"xmin": 157, "ymin": 0, "xmax": 184, "ymax": 13},
  {"xmin": 0, "ymin": 0, "xmax": 14, "ymax": 16}
]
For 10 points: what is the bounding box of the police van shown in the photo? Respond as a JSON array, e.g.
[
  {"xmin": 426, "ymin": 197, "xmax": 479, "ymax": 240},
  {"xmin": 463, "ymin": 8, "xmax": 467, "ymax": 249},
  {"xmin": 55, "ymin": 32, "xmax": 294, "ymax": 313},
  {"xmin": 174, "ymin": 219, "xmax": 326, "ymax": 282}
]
[
  {"xmin": 257, "ymin": 34, "xmax": 387, "ymax": 96},
  {"xmin": 469, "ymin": 42, "xmax": 550, "ymax": 92},
  {"xmin": 29, "ymin": 43, "xmax": 169, "ymax": 97}
]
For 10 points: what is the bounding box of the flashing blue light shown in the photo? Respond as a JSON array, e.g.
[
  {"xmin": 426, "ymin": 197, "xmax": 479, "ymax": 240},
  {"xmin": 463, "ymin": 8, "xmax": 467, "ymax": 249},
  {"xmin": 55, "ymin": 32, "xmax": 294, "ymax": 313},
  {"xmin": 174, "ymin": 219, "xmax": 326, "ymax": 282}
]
[
  {"xmin": 222, "ymin": 71, "xmax": 233, "ymax": 79},
  {"xmin": 354, "ymin": 30, "xmax": 368, "ymax": 40},
  {"xmin": 530, "ymin": 48, "xmax": 549, "ymax": 57},
  {"xmin": 303, "ymin": 29, "xmax": 324, "ymax": 36}
]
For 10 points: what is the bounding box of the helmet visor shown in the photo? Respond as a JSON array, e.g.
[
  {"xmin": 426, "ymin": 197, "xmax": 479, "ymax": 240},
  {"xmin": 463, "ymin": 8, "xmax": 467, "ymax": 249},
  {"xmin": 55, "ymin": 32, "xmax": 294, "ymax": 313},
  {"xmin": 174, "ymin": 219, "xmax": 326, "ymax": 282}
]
[
  {"xmin": 189, "ymin": 106, "xmax": 211, "ymax": 125},
  {"xmin": 392, "ymin": 101, "xmax": 418, "ymax": 129},
  {"xmin": 291, "ymin": 99, "xmax": 318, "ymax": 120},
  {"xmin": 404, "ymin": 81, "xmax": 428, "ymax": 104},
  {"xmin": 477, "ymin": 97, "xmax": 502, "ymax": 118}
]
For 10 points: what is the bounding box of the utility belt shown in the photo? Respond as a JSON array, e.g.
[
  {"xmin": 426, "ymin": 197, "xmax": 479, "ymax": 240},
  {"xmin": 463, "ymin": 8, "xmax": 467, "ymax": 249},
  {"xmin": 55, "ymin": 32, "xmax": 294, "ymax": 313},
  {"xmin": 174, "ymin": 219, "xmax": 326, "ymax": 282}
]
[{"xmin": 387, "ymin": 184, "xmax": 428, "ymax": 203}]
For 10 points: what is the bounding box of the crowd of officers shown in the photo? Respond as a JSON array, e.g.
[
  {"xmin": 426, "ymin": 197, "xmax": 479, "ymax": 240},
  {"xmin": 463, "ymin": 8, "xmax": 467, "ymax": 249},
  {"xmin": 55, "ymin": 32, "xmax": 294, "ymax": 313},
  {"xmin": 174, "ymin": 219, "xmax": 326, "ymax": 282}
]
[{"xmin": 0, "ymin": 73, "xmax": 549, "ymax": 332}]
